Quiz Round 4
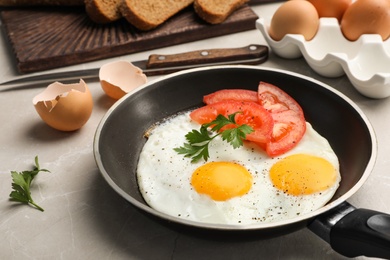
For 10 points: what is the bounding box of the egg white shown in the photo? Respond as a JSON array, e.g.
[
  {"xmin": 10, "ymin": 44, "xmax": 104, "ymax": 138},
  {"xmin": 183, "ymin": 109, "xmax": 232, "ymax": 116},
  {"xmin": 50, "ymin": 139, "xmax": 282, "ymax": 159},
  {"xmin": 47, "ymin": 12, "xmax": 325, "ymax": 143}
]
[{"xmin": 137, "ymin": 111, "xmax": 340, "ymax": 225}]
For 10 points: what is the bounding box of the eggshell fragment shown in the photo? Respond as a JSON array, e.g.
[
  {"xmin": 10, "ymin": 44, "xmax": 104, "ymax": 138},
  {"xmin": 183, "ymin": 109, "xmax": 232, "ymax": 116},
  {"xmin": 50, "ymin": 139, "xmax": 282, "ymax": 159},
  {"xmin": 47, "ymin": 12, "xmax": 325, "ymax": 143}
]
[
  {"xmin": 33, "ymin": 79, "xmax": 93, "ymax": 131},
  {"xmin": 269, "ymin": 0, "xmax": 319, "ymax": 41},
  {"xmin": 99, "ymin": 60, "xmax": 148, "ymax": 100}
]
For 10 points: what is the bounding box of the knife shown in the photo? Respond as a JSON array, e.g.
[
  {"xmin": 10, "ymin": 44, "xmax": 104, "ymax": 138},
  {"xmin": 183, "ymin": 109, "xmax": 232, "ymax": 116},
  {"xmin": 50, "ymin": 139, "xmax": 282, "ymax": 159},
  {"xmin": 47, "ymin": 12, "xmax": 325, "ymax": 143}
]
[{"xmin": 0, "ymin": 44, "xmax": 268, "ymax": 89}]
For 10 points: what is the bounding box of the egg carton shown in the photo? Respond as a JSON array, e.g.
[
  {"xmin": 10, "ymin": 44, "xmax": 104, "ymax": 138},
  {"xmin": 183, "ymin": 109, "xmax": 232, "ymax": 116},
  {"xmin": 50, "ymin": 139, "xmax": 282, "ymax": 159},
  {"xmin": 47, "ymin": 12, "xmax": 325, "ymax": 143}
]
[{"xmin": 256, "ymin": 17, "xmax": 390, "ymax": 99}]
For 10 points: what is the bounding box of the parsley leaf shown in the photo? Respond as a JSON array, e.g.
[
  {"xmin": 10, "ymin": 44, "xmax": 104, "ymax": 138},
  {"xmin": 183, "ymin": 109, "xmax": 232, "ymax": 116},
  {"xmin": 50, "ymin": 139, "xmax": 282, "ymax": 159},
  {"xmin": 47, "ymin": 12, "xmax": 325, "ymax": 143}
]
[
  {"xmin": 174, "ymin": 126, "xmax": 213, "ymax": 163},
  {"xmin": 174, "ymin": 112, "xmax": 254, "ymax": 163},
  {"xmin": 9, "ymin": 156, "xmax": 50, "ymax": 212}
]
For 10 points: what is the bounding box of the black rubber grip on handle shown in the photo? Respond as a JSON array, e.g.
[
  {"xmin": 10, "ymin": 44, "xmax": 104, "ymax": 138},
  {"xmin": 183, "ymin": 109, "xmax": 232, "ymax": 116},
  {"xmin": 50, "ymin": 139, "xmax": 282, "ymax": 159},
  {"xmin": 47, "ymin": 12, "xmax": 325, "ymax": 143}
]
[{"xmin": 330, "ymin": 208, "xmax": 390, "ymax": 258}]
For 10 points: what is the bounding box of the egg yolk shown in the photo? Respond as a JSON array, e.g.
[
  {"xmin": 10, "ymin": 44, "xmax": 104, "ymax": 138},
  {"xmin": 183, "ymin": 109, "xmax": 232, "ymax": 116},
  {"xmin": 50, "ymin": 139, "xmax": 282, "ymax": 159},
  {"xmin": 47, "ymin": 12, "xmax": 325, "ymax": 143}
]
[
  {"xmin": 270, "ymin": 154, "xmax": 337, "ymax": 196},
  {"xmin": 191, "ymin": 162, "xmax": 253, "ymax": 201}
]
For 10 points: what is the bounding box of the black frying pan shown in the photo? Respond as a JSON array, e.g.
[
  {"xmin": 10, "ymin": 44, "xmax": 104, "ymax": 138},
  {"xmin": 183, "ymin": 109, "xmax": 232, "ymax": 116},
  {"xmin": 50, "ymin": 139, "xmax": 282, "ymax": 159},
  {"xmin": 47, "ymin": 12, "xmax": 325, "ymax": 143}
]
[{"xmin": 93, "ymin": 66, "xmax": 390, "ymax": 258}]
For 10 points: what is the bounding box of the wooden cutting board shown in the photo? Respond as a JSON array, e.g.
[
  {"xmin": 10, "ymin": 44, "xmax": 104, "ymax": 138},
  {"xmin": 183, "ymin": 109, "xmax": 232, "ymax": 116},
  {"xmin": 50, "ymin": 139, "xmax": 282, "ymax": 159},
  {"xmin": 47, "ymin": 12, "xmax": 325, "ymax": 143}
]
[{"xmin": 0, "ymin": 5, "xmax": 258, "ymax": 74}]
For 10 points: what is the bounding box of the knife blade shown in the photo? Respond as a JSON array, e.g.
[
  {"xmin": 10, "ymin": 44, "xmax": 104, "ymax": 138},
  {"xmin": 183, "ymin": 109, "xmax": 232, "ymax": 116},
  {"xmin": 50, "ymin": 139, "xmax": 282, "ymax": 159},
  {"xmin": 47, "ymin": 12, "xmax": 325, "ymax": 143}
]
[{"xmin": 0, "ymin": 44, "xmax": 268, "ymax": 89}]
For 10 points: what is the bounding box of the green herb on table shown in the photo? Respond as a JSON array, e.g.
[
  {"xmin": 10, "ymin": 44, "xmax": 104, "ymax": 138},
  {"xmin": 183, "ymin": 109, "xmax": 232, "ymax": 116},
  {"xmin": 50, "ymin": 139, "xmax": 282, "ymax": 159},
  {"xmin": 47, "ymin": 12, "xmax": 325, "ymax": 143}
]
[
  {"xmin": 174, "ymin": 112, "xmax": 254, "ymax": 163},
  {"xmin": 9, "ymin": 156, "xmax": 50, "ymax": 212}
]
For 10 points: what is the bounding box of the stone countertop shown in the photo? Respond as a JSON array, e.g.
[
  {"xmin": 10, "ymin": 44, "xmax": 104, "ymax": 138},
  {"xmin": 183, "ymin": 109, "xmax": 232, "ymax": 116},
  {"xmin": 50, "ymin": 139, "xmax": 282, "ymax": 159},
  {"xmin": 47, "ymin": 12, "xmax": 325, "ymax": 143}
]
[{"xmin": 1, "ymin": 3, "xmax": 388, "ymax": 260}]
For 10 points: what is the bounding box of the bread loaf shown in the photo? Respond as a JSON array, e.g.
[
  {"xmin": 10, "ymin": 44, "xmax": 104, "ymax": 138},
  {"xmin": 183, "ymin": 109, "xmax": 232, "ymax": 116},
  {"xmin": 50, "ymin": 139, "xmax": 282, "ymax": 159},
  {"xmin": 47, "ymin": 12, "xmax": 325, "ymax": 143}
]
[
  {"xmin": 85, "ymin": 0, "xmax": 123, "ymax": 23},
  {"xmin": 120, "ymin": 0, "xmax": 194, "ymax": 31},
  {"xmin": 194, "ymin": 0, "xmax": 248, "ymax": 24},
  {"xmin": 0, "ymin": 0, "xmax": 83, "ymax": 6},
  {"xmin": 0, "ymin": 0, "xmax": 246, "ymax": 30}
]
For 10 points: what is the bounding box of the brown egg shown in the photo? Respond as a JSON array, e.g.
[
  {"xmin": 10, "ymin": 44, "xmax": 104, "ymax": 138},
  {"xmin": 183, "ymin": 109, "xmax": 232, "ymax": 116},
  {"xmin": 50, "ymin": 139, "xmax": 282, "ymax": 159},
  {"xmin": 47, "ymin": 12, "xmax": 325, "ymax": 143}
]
[
  {"xmin": 308, "ymin": 0, "xmax": 352, "ymax": 22},
  {"xmin": 269, "ymin": 0, "xmax": 319, "ymax": 41},
  {"xmin": 33, "ymin": 79, "xmax": 93, "ymax": 131},
  {"xmin": 341, "ymin": 0, "xmax": 390, "ymax": 41},
  {"xmin": 99, "ymin": 60, "xmax": 148, "ymax": 100}
]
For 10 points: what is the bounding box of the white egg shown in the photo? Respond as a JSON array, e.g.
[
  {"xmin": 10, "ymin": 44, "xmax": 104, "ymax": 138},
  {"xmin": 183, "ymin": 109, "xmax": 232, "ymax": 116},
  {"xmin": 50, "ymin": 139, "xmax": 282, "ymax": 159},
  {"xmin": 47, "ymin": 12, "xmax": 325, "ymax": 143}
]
[{"xmin": 137, "ymin": 111, "xmax": 341, "ymax": 225}]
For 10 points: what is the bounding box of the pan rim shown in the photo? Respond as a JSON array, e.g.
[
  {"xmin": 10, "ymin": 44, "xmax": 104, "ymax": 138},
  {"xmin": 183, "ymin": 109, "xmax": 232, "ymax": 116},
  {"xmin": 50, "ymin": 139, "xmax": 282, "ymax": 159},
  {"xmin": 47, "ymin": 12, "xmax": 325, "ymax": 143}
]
[{"xmin": 93, "ymin": 65, "xmax": 377, "ymax": 231}]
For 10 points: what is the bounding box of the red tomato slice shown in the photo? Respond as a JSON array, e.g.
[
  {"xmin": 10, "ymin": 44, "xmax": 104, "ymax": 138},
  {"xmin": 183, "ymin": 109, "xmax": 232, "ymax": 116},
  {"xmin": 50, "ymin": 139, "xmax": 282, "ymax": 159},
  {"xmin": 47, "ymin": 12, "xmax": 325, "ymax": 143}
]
[
  {"xmin": 190, "ymin": 101, "xmax": 273, "ymax": 144},
  {"xmin": 257, "ymin": 81, "xmax": 306, "ymax": 157},
  {"xmin": 203, "ymin": 89, "xmax": 258, "ymax": 105}
]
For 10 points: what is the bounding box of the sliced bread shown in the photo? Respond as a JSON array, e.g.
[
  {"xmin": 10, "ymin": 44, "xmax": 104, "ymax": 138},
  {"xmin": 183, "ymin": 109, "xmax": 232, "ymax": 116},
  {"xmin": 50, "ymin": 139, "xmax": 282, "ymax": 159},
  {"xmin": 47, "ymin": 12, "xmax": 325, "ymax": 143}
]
[
  {"xmin": 194, "ymin": 0, "xmax": 248, "ymax": 24},
  {"xmin": 85, "ymin": 0, "xmax": 123, "ymax": 24},
  {"xmin": 120, "ymin": 0, "xmax": 194, "ymax": 31}
]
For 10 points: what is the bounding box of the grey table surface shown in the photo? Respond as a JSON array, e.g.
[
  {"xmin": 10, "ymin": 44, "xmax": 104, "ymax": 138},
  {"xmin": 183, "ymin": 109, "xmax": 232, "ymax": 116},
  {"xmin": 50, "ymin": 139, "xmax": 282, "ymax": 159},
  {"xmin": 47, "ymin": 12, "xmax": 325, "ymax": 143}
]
[{"xmin": 1, "ymin": 3, "xmax": 388, "ymax": 260}]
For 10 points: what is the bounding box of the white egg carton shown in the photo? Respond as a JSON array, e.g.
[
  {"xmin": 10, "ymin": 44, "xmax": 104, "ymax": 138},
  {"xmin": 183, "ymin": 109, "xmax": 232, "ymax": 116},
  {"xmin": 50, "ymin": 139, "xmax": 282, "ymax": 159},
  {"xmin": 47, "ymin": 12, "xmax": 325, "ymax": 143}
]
[{"xmin": 256, "ymin": 17, "xmax": 390, "ymax": 99}]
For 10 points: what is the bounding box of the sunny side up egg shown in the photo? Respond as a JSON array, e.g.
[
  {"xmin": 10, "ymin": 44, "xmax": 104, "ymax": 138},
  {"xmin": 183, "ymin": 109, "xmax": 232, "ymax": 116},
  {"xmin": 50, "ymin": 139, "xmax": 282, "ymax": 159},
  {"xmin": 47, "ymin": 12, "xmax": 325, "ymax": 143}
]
[{"xmin": 137, "ymin": 112, "xmax": 340, "ymax": 225}]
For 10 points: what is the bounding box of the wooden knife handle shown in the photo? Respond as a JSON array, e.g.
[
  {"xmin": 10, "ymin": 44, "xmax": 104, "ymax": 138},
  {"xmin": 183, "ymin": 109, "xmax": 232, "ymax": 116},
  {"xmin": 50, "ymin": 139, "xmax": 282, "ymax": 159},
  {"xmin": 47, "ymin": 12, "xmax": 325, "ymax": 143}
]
[{"xmin": 146, "ymin": 45, "xmax": 268, "ymax": 69}]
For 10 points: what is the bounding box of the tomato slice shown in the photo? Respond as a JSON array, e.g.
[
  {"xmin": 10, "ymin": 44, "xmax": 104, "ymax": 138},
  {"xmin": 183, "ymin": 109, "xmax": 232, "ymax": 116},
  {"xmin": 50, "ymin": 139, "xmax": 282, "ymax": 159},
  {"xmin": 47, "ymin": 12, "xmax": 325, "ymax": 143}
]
[
  {"xmin": 190, "ymin": 101, "xmax": 273, "ymax": 144},
  {"xmin": 257, "ymin": 81, "xmax": 306, "ymax": 157},
  {"xmin": 203, "ymin": 89, "xmax": 258, "ymax": 105}
]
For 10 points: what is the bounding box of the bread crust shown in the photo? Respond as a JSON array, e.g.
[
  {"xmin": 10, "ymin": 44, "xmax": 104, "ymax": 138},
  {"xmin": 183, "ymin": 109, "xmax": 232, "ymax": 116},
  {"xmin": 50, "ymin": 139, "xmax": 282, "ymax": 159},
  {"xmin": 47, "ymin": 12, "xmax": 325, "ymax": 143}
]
[
  {"xmin": 194, "ymin": 0, "xmax": 248, "ymax": 24},
  {"xmin": 0, "ymin": 0, "xmax": 83, "ymax": 5},
  {"xmin": 120, "ymin": 0, "xmax": 194, "ymax": 31},
  {"xmin": 1, "ymin": 0, "xmax": 246, "ymax": 29},
  {"xmin": 85, "ymin": 0, "xmax": 123, "ymax": 24}
]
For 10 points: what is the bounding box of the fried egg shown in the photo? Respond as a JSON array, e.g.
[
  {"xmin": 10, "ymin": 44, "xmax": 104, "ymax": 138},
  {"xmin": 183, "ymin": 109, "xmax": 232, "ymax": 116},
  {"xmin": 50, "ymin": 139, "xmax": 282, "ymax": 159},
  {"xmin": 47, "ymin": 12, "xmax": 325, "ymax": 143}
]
[{"xmin": 137, "ymin": 111, "xmax": 340, "ymax": 225}]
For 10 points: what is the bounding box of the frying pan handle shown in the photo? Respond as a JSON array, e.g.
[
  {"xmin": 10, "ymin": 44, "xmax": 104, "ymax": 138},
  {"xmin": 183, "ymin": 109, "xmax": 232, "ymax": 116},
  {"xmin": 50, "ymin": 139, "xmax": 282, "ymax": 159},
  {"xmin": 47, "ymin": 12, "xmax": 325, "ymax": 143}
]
[{"xmin": 330, "ymin": 204, "xmax": 390, "ymax": 258}]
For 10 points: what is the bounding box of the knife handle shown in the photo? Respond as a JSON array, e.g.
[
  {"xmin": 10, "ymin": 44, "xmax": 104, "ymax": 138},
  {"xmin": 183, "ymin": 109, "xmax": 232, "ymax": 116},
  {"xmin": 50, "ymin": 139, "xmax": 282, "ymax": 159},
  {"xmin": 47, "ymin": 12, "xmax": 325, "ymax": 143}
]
[{"xmin": 146, "ymin": 45, "xmax": 268, "ymax": 71}]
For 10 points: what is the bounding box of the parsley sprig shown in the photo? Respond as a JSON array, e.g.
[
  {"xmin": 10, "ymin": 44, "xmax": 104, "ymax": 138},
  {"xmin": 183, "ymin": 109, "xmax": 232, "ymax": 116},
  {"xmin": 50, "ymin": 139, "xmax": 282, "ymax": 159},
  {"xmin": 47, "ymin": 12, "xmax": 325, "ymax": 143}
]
[
  {"xmin": 174, "ymin": 112, "xmax": 254, "ymax": 163},
  {"xmin": 9, "ymin": 156, "xmax": 50, "ymax": 212}
]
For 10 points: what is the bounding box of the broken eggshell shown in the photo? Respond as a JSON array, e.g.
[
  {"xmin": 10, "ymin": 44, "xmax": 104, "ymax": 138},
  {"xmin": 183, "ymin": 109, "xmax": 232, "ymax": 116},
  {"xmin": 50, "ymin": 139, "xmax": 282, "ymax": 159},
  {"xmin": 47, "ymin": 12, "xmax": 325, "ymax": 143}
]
[
  {"xmin": 33, "ymin": 79, "xmax": 93, "ymax": 131},
  {"xmin": 99, "ymin": 60, "xmax": 148, "ymax": 100}
]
